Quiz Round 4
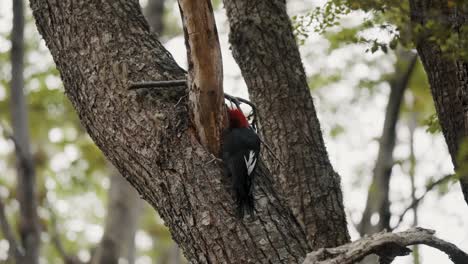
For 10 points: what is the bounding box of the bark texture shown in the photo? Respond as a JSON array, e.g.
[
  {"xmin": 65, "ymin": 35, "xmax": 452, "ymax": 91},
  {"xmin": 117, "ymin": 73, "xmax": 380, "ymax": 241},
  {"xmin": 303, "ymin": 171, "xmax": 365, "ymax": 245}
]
[
  {"xmin": 29, "ymin": 0, "xmax": 311, "ymax": 262},
  {"xmin": 11, "ymin": 0, "xmax": 40, "ymax": 263},
  {"xmin": 223, "ymin": 0, "xmax": 349, "ymax": 248},
  {"xmin": 358, "ymin": 53, "xmax": 418, "ymax": 236},
  {"xmin": 92, "ymin": 1, "xmax": 168, "ymax": 262},
  {"xmin": 409, "ymin": 0, "xmax": 468, "ymax": 205}
]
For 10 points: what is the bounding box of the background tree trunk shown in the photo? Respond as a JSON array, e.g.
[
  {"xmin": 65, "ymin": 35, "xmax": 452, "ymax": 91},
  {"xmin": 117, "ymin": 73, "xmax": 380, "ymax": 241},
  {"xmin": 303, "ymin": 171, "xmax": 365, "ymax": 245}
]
[
  {"xmin": 10, "ymin": 0, "xmax": 40, "ymax": 263},
  {"xmin": 144, "ymin": 0, "xmax": 165, "ymax": 36},
  {"xmin": 92, "ymin": 170, "xmax": 142, "ymax": 264},
  {"xmin": 358, "ymin": 52, "xmax": 418, "ymax": 236},
  {"xmin": 222, "ymin": 0, "xmax": 349, "ymax": 248},
  {"xmin": 357, "ymin": 52, "xmax": 417, "ymax": 264},
  {"xmin": 29, "ymin": 0, "xmax": 313, "ymax": 262},
  {"xmin": 409, "ymin": 0, "xmax": 468, "ymax": 205}
]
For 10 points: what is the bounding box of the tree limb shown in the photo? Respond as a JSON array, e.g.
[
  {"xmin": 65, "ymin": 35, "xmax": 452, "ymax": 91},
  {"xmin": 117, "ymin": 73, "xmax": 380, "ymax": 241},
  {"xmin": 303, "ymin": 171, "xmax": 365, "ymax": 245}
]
[{"xmin": 303, "ymin": 227, "xmax": 468, "ymax": 264}]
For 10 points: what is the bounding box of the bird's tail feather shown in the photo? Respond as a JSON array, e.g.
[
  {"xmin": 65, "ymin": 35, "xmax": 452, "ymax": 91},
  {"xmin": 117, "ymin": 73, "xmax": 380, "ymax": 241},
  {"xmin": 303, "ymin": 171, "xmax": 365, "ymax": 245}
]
[{"xmin": 236, "ymin": 191, "xmax": 254, "ymax": 218}]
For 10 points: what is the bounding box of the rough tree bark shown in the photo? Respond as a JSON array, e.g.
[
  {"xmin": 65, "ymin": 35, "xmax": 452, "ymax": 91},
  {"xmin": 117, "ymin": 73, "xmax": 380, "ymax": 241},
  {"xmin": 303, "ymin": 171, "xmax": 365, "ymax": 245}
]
[
  {"xmin": 409, "ymin": 0, "xmax": 468, "ymax": 205},
  {"xmin": 92, "ymin": 1, "xmax": 167, "ymax": 262},
  {"xmin": 29, "ymin": 0, "xmax": 310, "ymax": 263},
  {"xmin": 358, "ymin": 52, "xmax": 418, "ymax": 236},
  {"xmin": 223, "ymin": 0, "xmax": 350, "ymax": 248},
  {"xmin": 10, "ymin": 0, "xmax": 40, "ymax": 263}
]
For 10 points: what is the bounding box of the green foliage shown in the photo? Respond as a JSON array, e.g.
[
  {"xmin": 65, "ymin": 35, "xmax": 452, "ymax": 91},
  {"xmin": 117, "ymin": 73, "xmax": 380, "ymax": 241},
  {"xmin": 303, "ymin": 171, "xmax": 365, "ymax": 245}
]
[
  {"xmin": 422, "ymin": 113, "xmax": 441, "ymax": 134},
  {"xmin": 330, "ymin": 124, "xmax": 345, "ymax": 138},
  {"xmin": 293, "ymin": 0, "xmax": 468, "ymax": 58},
  {"xmin": 292, "ymin": 0, "xmax": 351, "ymax": 45},
  {"xmin": 307, "ymin": 73, "xmax": 341, "ymax": 90},
  {"xmin": 292, "ymin": 0, "xmax": 406, "ymax": 51}
]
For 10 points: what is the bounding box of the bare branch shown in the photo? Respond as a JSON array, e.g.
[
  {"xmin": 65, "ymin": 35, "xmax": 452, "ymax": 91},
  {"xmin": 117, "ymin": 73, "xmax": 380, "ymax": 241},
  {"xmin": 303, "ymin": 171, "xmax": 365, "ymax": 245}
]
[
  {"xmin": 0, "ymin": 198, "xmax": 24, "ymax": 261},
  {"xmin": 303, "ymin": 227, "xmax": 468, "ymax": 264},
  {"xmin": 392, "ymin": 174, "xmax": 455, "ymax": 229},
  {"xmin": 46, "ymin": 203, "xmax": 83, "ymax": 264}
]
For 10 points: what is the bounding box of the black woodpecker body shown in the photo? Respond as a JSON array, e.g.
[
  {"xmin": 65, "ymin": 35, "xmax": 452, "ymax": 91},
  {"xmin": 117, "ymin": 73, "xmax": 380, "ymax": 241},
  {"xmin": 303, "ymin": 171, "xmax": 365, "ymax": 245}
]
[{"xmin": 222, "ymin": 108, "xmax": 261, "ymax": 218}]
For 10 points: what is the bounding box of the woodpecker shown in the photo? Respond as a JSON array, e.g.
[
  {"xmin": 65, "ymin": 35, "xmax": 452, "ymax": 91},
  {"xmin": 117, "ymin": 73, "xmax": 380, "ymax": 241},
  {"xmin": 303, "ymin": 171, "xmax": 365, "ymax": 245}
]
[{"xmin": 222, "ymin": 108, "xmax": 261, "ymax": 218}]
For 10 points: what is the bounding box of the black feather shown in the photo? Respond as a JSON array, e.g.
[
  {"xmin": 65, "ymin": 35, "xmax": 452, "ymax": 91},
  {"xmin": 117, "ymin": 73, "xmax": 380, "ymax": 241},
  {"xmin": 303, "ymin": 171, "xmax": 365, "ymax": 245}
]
[{"xmin": 222, "ymin": 127, "xmax": 260, "ymax": 218}]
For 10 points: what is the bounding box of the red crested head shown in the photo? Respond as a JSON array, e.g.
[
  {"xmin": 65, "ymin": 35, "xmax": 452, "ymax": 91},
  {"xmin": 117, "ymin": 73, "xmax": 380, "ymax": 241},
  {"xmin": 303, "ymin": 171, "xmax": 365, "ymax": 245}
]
[{"xmin": 227, "ymin": 108, "xmax": 250, "ymax": 128}]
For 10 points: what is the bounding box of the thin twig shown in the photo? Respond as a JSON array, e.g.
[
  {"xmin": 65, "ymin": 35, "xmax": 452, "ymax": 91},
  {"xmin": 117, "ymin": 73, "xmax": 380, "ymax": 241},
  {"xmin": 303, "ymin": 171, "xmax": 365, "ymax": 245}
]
[
  {"xmin": 0, "ymin": 198, "xmax": 24, "ymax": 261},
  {"xmin": 392, "ymin": 174, "xmax": 455, "ymax": 230},
  {"xmin": 259, "ymin": 137, "xmax": 285, "ymax": 167},
  {"xmin": 174, "ymin": 94, "xmax": 188, "ymax": 108},
  {"xmin": 129, "ymin": 80, "xmax": 259, "ymax": 130},
  {"xmin": 128, "ymin": 80, "xmax": 187, "ymax": 90},
  {"xmin": 46, "ymin": 202, "xmax": 83, "ymax": 264}
]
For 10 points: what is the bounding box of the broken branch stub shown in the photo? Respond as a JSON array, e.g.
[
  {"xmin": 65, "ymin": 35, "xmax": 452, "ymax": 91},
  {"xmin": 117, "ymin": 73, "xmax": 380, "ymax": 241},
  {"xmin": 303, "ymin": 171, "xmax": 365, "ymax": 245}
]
[{"xmin": 178, "ymin": 0, "xmax": 224, "ymax": 155}]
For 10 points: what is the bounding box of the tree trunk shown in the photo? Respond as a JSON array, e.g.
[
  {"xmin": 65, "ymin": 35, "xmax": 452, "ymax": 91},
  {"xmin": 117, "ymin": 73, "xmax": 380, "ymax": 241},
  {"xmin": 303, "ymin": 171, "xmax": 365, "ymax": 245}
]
[
  {"xmin": 358, "ymin": 52, "xmax": 417, "ymax": 237},
  {"xmin": 408, "ymin": 110, "xmax": 421, "ymax": 264},
  {"xmin": 29, "ymin": 0, "xmax": 311, "ymax": 262},
  {"xmin": 223, "ymin": 0, "xmax": 349, "ymax": 248},
  {"xmin": 409, "ymin": 0, "xmax": 468, "ymax": 205},
  {"xmin": 92, "ymin": 1, "xmax": 167, "ymax": 262},
  {"xmin": 144, "ymin": 0, "xmax": 165, "ymax": 36},
  {"xmin": 10, "ymin": 0, "xmax": 40, "ymax": 263}
]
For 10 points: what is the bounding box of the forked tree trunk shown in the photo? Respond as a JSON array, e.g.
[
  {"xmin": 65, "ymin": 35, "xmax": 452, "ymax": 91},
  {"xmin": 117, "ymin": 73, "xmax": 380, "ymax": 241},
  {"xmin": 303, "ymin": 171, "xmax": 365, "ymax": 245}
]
[{"xmin": 29, "ymin": 0, "xmax": 312, "ymax": 262}]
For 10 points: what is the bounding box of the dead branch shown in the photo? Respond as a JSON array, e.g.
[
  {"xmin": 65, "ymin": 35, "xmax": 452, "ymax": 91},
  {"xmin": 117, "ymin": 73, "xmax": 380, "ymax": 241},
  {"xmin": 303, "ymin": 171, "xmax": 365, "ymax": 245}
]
[
  {"xmin": 128, "ymin": 80, "xmax": 187, "ymax": 90},
  {"xmin": 302, "ymin": 227, "xmax": 468, "ymax": 264},
  {"xmin": 178, "ymin": 0, "xmax": 224, "ymax": 155}
]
